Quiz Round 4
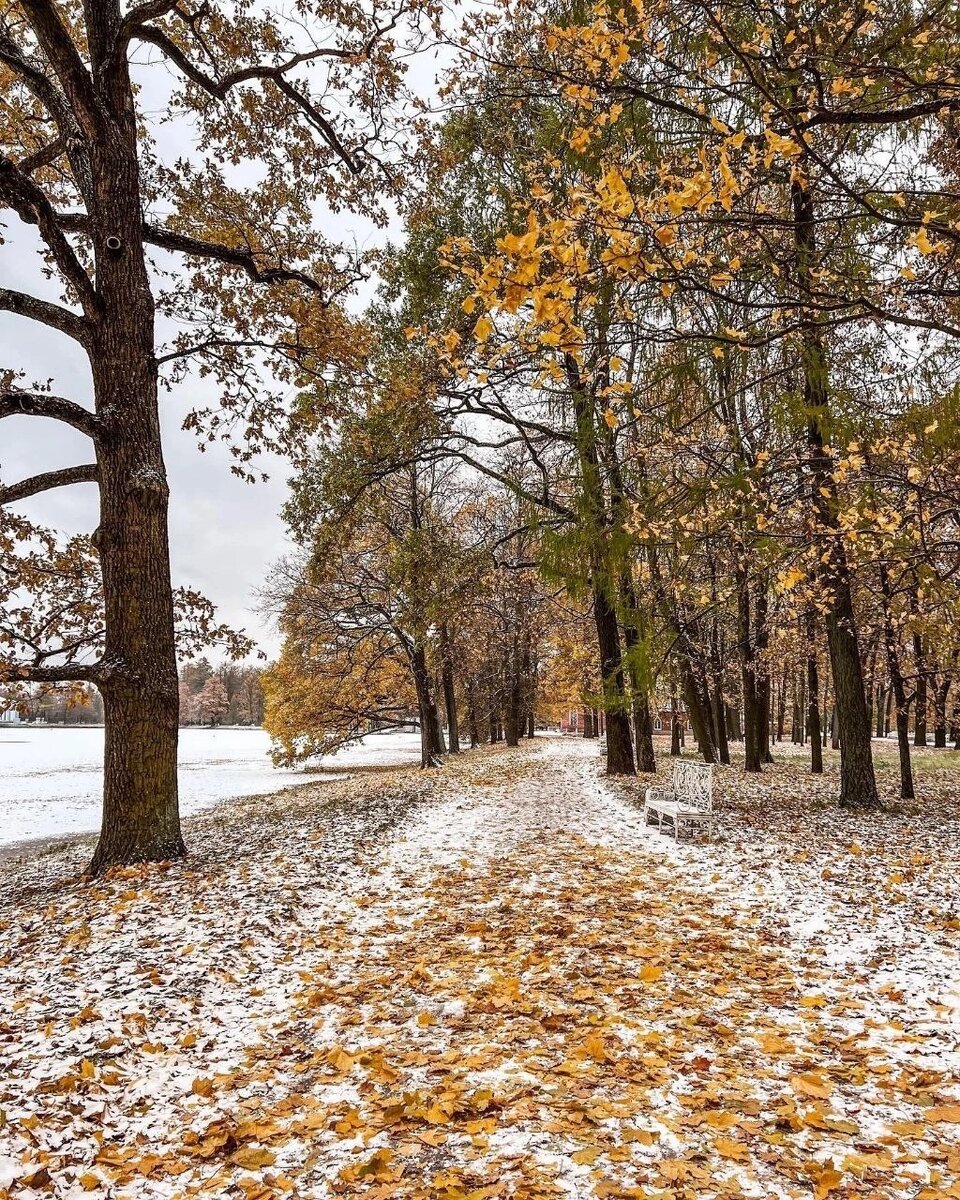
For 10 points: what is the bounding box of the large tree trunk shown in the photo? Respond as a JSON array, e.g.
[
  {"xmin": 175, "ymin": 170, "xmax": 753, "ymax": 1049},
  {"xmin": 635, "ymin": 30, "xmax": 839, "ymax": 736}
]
[
  {"xmin": 88, "ymin": 38, "xmax": 182, "ymax": 873},
  {"xmin": 411, "ymin": 644, "xmax": 440, "ymax": 768},
  {"xmin": 792, "ymin": 175, "xmax": 879, "ymax": 809},
  {"xmin": 619, "ymin": 574, "xmax": 657, "ymax": 773},
  {"xmin": 634, "ymin": 693, "xmax": 657, "ymax": 773},
  {"xmin": 592, "ymin": 580, "xmax": 636, "ymax": 774},
  {"xmin": 683, "ymin": 664, "xmax": 718, "ymax": 764}
]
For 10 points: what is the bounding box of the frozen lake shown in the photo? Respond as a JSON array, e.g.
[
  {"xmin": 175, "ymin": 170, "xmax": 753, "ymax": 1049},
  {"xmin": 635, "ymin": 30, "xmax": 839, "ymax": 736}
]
[{"xmin": 0, "ymin": 725, "xmax": 423, "ymax": 848}]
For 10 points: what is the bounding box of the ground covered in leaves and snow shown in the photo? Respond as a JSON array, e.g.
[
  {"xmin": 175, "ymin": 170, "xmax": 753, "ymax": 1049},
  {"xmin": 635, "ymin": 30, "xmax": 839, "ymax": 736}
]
[{"xmin": 2, "ymin": 736, "xmax": 959, "ymax": 1200}]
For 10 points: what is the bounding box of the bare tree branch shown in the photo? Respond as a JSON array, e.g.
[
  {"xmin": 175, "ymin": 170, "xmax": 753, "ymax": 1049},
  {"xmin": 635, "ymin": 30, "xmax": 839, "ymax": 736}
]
[
  {"xmin": 0, "ymin": 463, "xmax": 99, "ymax": 506},
  {"xmin": 2, "ymin": 660, "xmax": 102, "ymax": 684},
  {"xmin": 126, "ymin": 9, "xmax": 408, "ymax": 174},
  {"xmin": 0, "ymin": 286, "xmax": 89, "ymax": 345},
  {"xmin": 0, "ymin": 390, "xmax": 101, "ymax": 439},
  {"xmin": 141, "ymin": 223, "xmax": 331, "ymax": 293}
]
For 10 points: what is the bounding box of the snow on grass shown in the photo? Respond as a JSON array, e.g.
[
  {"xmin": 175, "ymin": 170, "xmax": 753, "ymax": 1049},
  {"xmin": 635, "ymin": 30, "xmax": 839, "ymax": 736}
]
[{"xmin": 0, "ymin": 727, "xmax": 423, "ymax": 847}]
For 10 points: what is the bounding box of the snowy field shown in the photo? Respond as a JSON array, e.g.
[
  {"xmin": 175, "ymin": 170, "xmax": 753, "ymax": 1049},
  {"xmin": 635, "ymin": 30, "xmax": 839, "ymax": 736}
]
[{"xmin": 0, "ymin": 726, "xmax": 422, "ymax": 848}]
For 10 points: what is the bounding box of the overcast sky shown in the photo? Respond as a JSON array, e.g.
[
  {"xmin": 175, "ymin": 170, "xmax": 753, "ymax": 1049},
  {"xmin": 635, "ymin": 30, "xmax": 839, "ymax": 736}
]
[{"xmin": 1, "ymin": 27, "xmax": 431, "ymax": 661}]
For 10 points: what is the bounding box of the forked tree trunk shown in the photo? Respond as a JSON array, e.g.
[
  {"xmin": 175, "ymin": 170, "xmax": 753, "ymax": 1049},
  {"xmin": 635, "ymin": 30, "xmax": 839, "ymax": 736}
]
[
  {"xmin": 88, "ymin": 41, "xmax": 182, "ymax": 873},
  {"xmin": 566, "ymin": 353, "xmax": 634, "ymax": 776},
  {"xmin": 711, "ymin": 679, "xmax": 730, "ymax": 765},
  {"xmin": 683, "ymin": 664, "xmax": 717, "ymax": 764},
  {"xmin": 670, "ymin": 695, "xmax": 682, "ymax": 756},
  {"xmin": 411, "ymin": 645, "xmax": 440, "ymax": 768},
  {"xmin": 879, "ymin": 562, "xmax": 914, "ymax": 800},
  {"xmin": 619, "ymin": 574, "xmax": 656, "ymax": 773}
]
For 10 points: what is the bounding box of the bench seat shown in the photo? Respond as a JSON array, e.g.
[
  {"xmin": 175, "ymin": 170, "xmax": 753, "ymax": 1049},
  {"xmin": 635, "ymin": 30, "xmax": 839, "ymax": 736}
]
[{"xmin": 644, "ymin": 761, "xmax": 714, "ymax": 839}]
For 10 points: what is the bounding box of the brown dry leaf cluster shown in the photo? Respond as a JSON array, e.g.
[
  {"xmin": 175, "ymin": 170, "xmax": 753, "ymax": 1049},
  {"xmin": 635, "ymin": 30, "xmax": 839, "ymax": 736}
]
[{"xmin": 1, "ymin": 738, "xmax": 958, "ymax": 1200}]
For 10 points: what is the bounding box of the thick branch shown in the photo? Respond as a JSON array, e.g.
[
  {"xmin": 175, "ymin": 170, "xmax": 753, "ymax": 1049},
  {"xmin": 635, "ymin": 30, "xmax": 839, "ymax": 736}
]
[
  {"xmin": 17, "ymin": 0, "xmax": 100, "ymax": 127},
  {"xmin": 0, "ymin": 463, "xmax": 98, "ymax": 506},
  {"xmin": 0, "ymin": 390, "xmax": 101, "ymax": 439},
  {"xmin": 0, "ymin": 286, "xmax": 89, "ymax": 345},
  {"xmin": 17, "ymin": 135, "xmax": 67, "ymax": 176},
  {"xmin": 54, "ymin": 209, "xmax": 335, "ymax": 294},
  {"xmin": 2, "ymin": 660, "xmax": 102, "ymax": 684},
  {"xmin": 0, "ymin": 156, "xmax": 98, "ymax": 312}
]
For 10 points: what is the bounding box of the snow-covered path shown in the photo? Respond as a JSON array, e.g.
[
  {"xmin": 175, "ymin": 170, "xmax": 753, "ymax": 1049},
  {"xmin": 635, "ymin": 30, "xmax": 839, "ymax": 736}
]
[{"xmin": 1, "ymin": 737, "xmax": 958, "ymax": 1200}]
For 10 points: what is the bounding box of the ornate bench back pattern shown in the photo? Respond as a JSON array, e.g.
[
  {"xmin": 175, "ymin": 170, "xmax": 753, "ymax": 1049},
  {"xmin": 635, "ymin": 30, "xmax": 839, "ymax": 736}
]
[{"xmin": 672, "ymin": 760, "xmax": 713, "ymax": 812}]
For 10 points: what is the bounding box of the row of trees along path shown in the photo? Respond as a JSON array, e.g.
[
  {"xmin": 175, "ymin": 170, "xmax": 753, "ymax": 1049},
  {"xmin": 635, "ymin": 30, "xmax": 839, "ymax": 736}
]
[{"xmin": 3, "ymin": 0, "xmax": 960, "ymax": 871}]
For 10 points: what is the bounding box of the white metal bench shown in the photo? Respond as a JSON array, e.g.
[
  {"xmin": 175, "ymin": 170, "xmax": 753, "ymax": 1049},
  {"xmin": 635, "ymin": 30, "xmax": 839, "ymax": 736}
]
[{"xmin": 644, "ymin": 760, "xmax": 714, "ymax": 838}]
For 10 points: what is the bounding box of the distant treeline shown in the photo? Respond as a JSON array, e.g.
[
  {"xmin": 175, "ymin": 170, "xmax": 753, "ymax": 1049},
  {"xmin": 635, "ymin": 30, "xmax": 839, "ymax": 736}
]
[{"xmin": 178, "ymin": 660, "xmax": 265, "ymax": 727}]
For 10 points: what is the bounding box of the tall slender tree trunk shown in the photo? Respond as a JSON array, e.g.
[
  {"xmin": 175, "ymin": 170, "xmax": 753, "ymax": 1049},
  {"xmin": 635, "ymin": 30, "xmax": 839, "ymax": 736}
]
[
  {"xmin": 504, "ymin": 636, "xmax": 522, "ymax": 747},
  {"xmin": 88, "ymin": 34, "xmax": 182, "ymax": 873},
  {"xmin": 740, "ymin": 579, "xmax": 762, "ymax": 773},
  {"xmin": 934, "ymin": 675, "xmax": 951, "ymax": 749},
  {"xmin": 709, "ymin": 620, "xmax": 730, "ymax": 766},
  {"xmin": 875, "ymin": 686, "xmax": 886, "ymax": 739},
  {"xmin": 439, "ymin": 623, "xmax": 459, "ymax": 754},
  {"xmin": 670, "ymin": 694, "xmax": 682, "ymax": 756},
  {"xmin": 913, "ymin": 633, "xmax": 928, "ymax": 746},
  {"xmin": 806, "ymin": 612, "xmax": 824, "ymax": 775},
  {"xmin": 791, "ymin": 174, "xmax": 880, "ymax": 809},
  {"xmin": 466, "ymin": 677, "xmax": 480, "ymax": 748},
  {"xmin": 879, "ymin": 562, "xmax": 914, "ymax": 800},
  {"xmin": 522, "ymin": 634, "xmax": 536, "ymax": 738}
]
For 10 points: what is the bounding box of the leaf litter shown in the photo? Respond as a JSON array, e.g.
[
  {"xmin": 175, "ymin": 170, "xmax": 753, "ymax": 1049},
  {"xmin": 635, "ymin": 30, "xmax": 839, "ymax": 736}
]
[{"xmin": 0, "ymin": 737, "xmax": 958, "ymax": 1200}]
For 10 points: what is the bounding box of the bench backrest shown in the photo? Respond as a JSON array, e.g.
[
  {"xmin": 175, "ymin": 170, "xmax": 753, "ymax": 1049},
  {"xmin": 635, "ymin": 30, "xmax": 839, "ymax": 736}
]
[{"xmin": 672, "ymin": 760, "xmax": 713, "ymax": 811}]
